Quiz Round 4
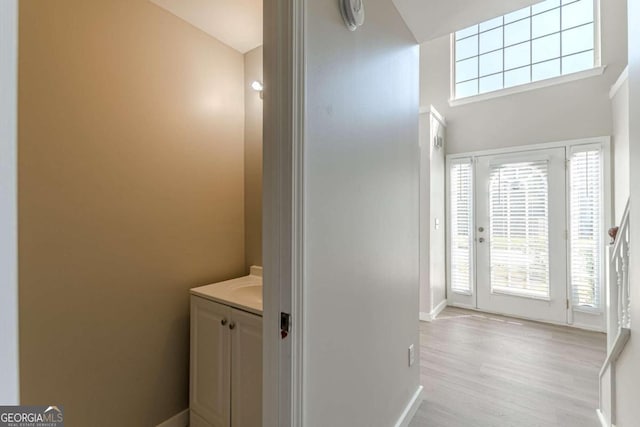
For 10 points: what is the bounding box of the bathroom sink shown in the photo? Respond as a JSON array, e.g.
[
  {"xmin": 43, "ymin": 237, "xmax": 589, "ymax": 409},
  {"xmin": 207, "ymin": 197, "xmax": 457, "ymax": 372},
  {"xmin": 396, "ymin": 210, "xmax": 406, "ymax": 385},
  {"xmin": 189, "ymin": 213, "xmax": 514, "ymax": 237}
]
[
  {"xmin": 230, "ymin": 284, "xmax": 263, "ymax": 304},
  {"xmin": 190, "ymin": 269, "xmax": 264, "ymax": 315}
]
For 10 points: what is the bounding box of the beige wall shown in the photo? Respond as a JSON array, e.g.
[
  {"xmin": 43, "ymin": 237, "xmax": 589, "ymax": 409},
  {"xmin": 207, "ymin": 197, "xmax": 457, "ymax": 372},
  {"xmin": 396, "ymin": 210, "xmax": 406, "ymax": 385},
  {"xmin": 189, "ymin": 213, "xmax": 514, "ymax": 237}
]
[
  {"xmin": 244, "ymin": 46, "xmax": 263, "ymax": 268},
  {"xmin": 420, "ymin": 0, "xmax": 628, "ymax": 154},
  {"xmin": 18, "ymin": 1, "xmax": 245, "ymax": 425}
]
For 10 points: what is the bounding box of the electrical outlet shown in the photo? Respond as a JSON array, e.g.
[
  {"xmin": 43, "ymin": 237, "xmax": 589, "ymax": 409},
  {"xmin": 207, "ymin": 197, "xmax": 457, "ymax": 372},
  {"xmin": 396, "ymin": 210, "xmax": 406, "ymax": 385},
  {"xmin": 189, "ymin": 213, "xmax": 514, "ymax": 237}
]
[{"xmin": 408, "ymin": 344, "xmax": 415, "ymax": 367}]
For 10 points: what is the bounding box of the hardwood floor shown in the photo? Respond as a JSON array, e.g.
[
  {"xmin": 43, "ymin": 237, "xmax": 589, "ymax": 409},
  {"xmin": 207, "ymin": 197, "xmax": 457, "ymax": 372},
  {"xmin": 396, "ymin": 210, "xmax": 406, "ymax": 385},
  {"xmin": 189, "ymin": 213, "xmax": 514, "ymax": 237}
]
[{"xmin": 409, "ymin": 307, "xmax": 606, "ymax": 427}]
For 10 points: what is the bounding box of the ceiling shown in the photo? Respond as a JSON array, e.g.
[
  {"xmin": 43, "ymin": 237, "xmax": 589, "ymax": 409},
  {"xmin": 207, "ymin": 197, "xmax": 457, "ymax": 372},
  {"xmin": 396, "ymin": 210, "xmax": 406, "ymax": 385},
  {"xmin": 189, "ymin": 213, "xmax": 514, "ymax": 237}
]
[
  {"xmin": 150, "ymin": 0, "xmax": 262, "ymax": 53},
  {"xmin": 392, "ymin": 0, "xmax": 543, "ymax": 43},
  {"xmin": 149, "ymin": 0, "xmax": 542, "ymax": 53}
]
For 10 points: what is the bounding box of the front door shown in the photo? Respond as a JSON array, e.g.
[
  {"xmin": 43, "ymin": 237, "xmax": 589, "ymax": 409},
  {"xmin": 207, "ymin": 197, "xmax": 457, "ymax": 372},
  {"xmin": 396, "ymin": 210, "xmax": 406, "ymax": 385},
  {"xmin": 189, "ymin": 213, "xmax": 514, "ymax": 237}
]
[{"xmin": 475, "ymin": 148, "xmax": 568, "ymax": 324}]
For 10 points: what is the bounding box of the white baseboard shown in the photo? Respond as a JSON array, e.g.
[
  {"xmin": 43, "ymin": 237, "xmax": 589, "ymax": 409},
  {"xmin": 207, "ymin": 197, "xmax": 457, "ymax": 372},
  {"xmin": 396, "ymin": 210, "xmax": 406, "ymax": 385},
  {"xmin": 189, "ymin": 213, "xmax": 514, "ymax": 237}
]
[
  {"xmin": 156, "ymin": 409, "xmax": 189, "ymax": 427},
  {"xmin": 394, "ymin": 385, "xmax": 424, "ymax": 427},
  {"xmin": 447, "ymin": 303, "xmax": 606, "ymax": 332},
  {"xmin": 596, "ymin": 409, "xmax": 608, "ymax": 427},
  {"xmin": 249, "ymin": 265, "xmax": 263, "ymax": 277},
  {"xmin": 419, "ymin": 299, "xmax": 448, "ymax": 322}
]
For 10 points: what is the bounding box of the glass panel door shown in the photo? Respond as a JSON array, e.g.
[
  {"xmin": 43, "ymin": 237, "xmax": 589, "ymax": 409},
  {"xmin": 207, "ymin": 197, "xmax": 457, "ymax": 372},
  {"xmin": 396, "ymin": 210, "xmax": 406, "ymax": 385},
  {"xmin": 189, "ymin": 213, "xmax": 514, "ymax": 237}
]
[{"xmin": 475, "ymin": 148, "xmax": 567, "ymax": 323}]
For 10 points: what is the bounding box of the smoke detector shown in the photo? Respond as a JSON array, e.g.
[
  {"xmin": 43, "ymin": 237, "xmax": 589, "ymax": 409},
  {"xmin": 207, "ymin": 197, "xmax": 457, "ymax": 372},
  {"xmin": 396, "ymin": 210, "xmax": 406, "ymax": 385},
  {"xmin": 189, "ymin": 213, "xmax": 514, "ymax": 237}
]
[{"xmin": 340, "ymin": 0, "xmax": 365, "ymax": 31}]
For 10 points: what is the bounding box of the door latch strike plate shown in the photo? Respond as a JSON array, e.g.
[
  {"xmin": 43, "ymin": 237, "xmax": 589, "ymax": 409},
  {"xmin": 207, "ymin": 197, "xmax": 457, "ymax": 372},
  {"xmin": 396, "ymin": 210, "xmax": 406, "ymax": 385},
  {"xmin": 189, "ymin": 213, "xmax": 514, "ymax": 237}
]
[{"xmin": 281, "ymin": 312, "xmax": 291, "ymax": 339}]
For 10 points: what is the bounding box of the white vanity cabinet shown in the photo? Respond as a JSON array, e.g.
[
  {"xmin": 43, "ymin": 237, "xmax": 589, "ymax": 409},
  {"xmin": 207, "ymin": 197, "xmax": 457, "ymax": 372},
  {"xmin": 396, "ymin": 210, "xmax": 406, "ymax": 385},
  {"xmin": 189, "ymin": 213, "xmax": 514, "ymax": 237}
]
[{"xmin": 190, "ymin": 295, "xmax": 262, "ymax": 427}]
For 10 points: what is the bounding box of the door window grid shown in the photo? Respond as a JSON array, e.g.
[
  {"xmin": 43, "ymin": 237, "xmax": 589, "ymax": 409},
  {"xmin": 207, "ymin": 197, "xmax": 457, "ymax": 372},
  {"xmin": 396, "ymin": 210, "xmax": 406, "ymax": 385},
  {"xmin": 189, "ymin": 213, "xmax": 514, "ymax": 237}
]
[
  {"xmin": 454, "ymin": 0, "xmax": 597, "ymax": 99},
  {"xmin": 488, "ymin": 160, "xmax": 551, "ymax": 299}
]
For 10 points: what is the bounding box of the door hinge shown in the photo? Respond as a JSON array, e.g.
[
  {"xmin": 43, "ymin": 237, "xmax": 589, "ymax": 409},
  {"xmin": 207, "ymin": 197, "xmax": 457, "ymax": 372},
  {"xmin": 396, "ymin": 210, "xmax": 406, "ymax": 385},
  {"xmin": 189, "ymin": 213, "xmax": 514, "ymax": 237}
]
[
  {"xmin": 566, "ymin": 299, "xmax": 570, "ymax": 310},
  {"xmin": 564, "ymin": 229, "xmax": 568, "ymax": 240},
  {"xmin": 280, "ymin": 312, "xmax": 291, "ymax": 339},
  {"xmin": 565, "ymin": 159, "xmax": 570, "ymax": 170}
]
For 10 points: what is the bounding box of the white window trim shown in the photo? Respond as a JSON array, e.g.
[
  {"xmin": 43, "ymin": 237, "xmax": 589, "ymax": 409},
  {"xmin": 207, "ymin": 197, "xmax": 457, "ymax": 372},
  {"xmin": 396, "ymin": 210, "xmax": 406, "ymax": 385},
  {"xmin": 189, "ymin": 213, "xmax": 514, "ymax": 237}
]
[
  {"xmin": 449, "ymin": 0, "xmax": 604, "ymax": 107},
  {"xmin": 450, "ymin": 65, "xmax": 606, "ymax": 107},
  {"xmin": 446, "ymin": 136, "xmax": 612, "ymax": 322}
]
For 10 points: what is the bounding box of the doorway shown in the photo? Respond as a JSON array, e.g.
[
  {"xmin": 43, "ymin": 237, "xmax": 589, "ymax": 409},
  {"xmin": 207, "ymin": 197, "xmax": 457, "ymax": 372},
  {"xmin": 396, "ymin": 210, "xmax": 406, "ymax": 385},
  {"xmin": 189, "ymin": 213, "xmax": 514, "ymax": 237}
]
[
  {"xmin": 476, "ymin": 148, "xmax": 567, "ymax": 324},
  {"xmin": 447, "ymin": 139, "xmax": 609, "ymax": 330}
]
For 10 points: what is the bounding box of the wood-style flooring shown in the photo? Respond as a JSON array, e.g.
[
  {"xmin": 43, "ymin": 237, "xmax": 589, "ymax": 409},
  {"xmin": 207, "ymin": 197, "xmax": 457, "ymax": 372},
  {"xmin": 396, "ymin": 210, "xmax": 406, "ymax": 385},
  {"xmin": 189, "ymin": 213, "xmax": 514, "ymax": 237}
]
[{"xmin": 409, "ymin": 307, "xmax": 606, "ymax": 427}]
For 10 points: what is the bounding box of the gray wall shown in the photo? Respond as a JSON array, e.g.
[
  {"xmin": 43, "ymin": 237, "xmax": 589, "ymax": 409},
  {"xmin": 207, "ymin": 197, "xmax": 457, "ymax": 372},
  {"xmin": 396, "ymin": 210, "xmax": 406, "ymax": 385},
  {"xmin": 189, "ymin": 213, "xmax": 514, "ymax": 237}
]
[
  {"xmin": 429, "ymin": 115, "xmax": 447, "ymax": 311},
  {"xmin": 616, "ymin": 0, "xmax": 640, "ymax": 425},
  {"xmin": 244, "ymin": 46, "xmax": 263, "ymax": 268},
  {"xmin": 419, "ymin": 112, "xmax": 446, "ymax": 317},
  {"xmin": 303, "ymin": 0, "xmax": 421, "ymax": 425},
  {"xmin": 420, "ymin": 0, "xmax": 628, "ymax": 154},
  {"xmin": 612, "ymin": 76, "xmax": 629, "ymax": 222},
  {"xmin": 0, "ymin": 0, "xmax": 19, "ymax": 405}
]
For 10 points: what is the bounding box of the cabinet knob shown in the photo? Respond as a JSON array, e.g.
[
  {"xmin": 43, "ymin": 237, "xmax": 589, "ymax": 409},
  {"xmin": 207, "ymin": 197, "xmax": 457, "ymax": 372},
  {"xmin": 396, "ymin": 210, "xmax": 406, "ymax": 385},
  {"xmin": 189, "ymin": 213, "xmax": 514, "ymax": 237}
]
[
  {"xmin": 221, "ymin": 318, "xmax": 228, "ymax": 326},
  {"xmin": 229, "ymin": 322, "xmax": 236, "ymax": 330}
]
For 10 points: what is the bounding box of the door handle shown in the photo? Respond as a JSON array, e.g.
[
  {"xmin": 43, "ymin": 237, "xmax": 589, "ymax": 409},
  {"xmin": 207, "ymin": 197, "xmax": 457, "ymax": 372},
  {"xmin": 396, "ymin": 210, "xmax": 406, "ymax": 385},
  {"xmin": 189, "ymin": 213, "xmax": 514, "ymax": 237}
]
[
  {"xmin": 229, "ymin": 322, "xmax": 236, "ymax": 330},
  {"xmin": 478, "ymin": 237, "xmax": 485, "ymax": 243},
  {"xmin": 221, "ymin": 318, "xmax": 228, "ymax": 326}
]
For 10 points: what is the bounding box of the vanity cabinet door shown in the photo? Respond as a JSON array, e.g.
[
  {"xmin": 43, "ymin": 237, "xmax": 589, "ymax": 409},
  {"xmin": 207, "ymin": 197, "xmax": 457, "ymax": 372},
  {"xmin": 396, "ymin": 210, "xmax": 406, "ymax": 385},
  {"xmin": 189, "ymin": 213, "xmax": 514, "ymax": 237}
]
[
  {"xmin": 231, "ymin": 308, "xmax": 263, "ymax": 427},
  {"xmin": 191, "ymin": 296, "xmax": 232, "ymax": 427}
]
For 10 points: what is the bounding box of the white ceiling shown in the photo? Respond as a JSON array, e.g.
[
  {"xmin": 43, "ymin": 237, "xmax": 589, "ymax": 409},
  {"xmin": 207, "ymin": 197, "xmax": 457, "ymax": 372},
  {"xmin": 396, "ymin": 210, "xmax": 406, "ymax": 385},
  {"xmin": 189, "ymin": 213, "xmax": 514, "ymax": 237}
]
[
  {"xmin": 150, "ymin": 0, "xmax": 542, "ymax": 53},
  {"xmin": 150, "ymin": 0, "xmax": 262, "ymax": 54},
  {"xmin": 392, "ymin": 0, "xmax": 543, "ymax": 43}
]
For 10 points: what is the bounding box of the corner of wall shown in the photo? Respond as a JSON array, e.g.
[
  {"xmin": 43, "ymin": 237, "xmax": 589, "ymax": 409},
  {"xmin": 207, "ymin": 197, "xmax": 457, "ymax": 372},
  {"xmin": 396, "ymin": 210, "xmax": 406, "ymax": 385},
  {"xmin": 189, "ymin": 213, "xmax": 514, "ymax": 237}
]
[
  {"xmin": 243, "ymin": 46, "xmax": 264, "ymax": 270},
  {"xmin": 0, "ymin": 0, "xmax": 20, "ymax": 405}
]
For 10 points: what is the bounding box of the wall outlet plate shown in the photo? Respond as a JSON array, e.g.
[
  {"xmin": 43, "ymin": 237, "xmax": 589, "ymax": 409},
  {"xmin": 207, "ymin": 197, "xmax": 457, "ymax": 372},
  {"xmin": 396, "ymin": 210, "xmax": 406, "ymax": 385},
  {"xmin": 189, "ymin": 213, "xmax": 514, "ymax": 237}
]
[{"xmin": 408, "ymin": 344, "xmax": 415, "ymax": 367}]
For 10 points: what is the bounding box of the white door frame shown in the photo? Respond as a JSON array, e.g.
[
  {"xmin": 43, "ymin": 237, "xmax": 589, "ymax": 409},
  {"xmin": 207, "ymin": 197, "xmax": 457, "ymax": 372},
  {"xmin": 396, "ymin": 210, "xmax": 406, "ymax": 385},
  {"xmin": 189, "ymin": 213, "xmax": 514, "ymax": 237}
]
[
  {"xmin": 263, "ymin": 0, "xmax": 305, "ymax": 426},
  {"xmin": 474, "ymin": 147, "xmax": 568, "ymax": 324},
  {"xmin": 446, "ymin": 136, "xmax": 611, "ymax": 331},
  {"xmin": 0, "ymin": 0, "xmax": 20, "ymax": 405}
]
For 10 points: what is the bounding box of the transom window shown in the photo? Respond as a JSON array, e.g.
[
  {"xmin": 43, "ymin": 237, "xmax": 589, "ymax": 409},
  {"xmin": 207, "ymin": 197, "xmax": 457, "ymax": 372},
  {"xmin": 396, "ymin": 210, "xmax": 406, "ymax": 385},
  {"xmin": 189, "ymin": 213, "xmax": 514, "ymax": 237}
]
[{"xmin": 453, "ymin": 0, "xmax": 598, "ymax": 99}]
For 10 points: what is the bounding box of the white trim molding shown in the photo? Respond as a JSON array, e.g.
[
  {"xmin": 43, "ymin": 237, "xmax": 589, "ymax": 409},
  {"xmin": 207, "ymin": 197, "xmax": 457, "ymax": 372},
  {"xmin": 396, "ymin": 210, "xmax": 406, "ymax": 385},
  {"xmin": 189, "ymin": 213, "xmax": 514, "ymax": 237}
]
[
  {"xmin": 609, "ymin": 65, "xmax": 629, "ymax": 99},
  {"xmin": 596, "ymin": 409, "xmax": 609, "ymax": 427},
  {"xmin": 450, "ymin": 66, "xmax": 607, "ymax": 107},
  {"xmin": 447, "ymin": 136, "xmax": 611, "ymax": 160},
  {"xmin": 419, "ymin": 299, "xmax": 448, "ymax": 322},
  {"xmin": 155, "ymin": 409, "xmax": 188, "ymax": 427},
  {"xmin": 263, "ymin": 0, "xmax": 305, "ymax": 425},
  {"xmin": 394, "ymin": 386, "xmax": 424, "ymax": 427},
  {"xmin": 0, "ymin": 0, "xmax": 20, "ymax": 405},
  {"xmin": 596, "ymin": 408, "xmax": 619, "ymax": 427},
  {"xmin": 430, "ymin": 105, "xmax": 446, "ymax": 127}
]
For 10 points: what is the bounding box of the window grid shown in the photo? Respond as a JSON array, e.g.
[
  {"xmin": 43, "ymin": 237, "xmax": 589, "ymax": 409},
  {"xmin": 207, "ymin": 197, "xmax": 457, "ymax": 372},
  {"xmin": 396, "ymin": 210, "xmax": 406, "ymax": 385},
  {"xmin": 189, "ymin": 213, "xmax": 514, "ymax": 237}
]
[
  {"xmin": 456, "ymin": 48, "xmax": 594, "ymax": 85},
  {"xmin": 454, "ymin": 0, "xmax": 597, "ymax": 99},
  {"xmin": 456, "ymin": 22, "xmax": 593, "ymax": 63}
]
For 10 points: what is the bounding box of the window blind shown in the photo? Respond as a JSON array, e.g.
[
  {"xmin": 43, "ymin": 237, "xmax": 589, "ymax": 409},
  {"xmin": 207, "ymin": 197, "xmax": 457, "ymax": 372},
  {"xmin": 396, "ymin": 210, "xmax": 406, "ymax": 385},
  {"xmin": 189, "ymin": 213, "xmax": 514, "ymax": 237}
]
[
  {"xmin": 570, "ymin": 149, "xmax": 602, "ymax": 308},
  {"xmin": 489, "ymin": 160, "xmax": 550, "ymax": 298},
  {"xmin": 450, "ymin": 161, "xmax": 473, "ymax": 293}
]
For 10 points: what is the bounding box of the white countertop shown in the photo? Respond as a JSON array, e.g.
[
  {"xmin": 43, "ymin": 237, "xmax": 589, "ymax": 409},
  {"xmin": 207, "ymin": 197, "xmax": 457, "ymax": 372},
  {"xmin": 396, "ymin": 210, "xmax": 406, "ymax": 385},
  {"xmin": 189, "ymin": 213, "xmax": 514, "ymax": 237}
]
[{"xmin": 190, "ymin": 266, "xmax": 263, "ymax": 316}]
